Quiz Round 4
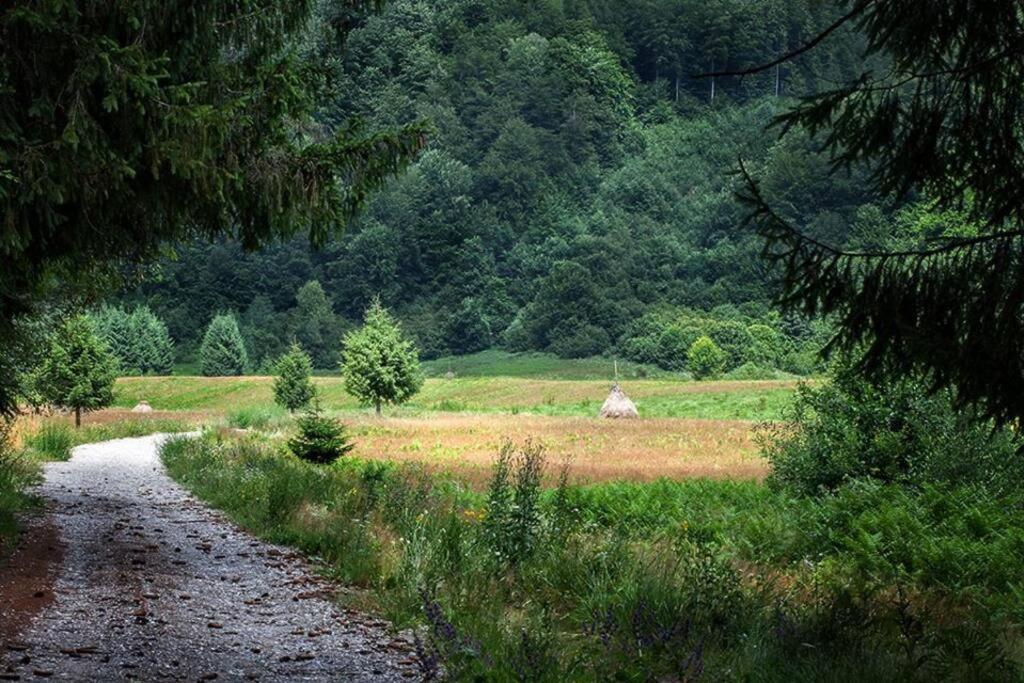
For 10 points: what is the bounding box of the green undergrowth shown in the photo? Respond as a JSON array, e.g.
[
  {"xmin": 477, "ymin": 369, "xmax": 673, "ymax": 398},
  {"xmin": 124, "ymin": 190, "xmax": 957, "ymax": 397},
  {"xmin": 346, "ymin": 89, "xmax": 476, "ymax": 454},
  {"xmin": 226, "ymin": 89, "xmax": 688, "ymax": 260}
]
[
  {"xmin": 161, "ymin": 431, "xmax": 1024, "ymax": 681},
  {"xmin": 0, "ymin": 423, "xmax": 40, "ymax": 553},
  {"xmin": 226, "ymin": 405, "xmax": 289, "ymax": 431}
]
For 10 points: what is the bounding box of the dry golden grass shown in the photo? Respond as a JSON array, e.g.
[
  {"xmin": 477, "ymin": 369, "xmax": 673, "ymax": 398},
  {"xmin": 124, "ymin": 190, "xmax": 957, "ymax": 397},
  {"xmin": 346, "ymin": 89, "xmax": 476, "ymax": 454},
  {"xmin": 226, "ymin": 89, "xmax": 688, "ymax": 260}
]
[{"xmin": 345, "ymin": 414, "xmax": 766, "ymax": 485}]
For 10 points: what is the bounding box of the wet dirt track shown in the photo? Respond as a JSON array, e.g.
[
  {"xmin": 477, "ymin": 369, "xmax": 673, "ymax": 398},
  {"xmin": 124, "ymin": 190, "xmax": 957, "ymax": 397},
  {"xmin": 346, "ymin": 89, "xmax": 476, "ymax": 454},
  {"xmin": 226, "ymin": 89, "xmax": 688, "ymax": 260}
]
[{"xmin": 0, "ymin": 435, "xmax": 421, "ymax": 681}]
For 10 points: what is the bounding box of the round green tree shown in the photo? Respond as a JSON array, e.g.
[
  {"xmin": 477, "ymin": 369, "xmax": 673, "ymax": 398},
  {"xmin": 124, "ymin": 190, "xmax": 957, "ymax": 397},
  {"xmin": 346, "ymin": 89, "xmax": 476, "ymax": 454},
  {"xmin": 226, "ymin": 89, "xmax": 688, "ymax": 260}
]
[
  {"xmin": 687, "ymin": 336, "xmax": 727, "ymax": 380},
  {"xmin": 745, "ymin": 323, "xmax": 784, "ymax": 369},
  {"xmin": 341, "ymin": 300, "xmax": 422, "ymax": 416},
  {"xmin": 34, "ymin": 315, "xmax": 116, "ymax": 427},
  {"xmin": 273, "ymin": 343, "xmax": 316, "ymax": 413},
  {"xmin": 200, "ymin": 314, "xmax": 248, "ymax": 377}
]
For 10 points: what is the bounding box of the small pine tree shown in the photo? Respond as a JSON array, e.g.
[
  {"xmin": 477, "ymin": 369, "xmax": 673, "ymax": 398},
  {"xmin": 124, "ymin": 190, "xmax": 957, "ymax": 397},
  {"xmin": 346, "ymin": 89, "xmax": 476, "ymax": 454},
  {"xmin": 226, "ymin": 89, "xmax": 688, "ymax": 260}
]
[
  {"xmin": 688, "ymin": 336, "xmax": 727, "ymax": 380},
  {"xmin": 273, "ymin": 343, "xmax": 316, "ymax": 412},
  {"xmin": 341, "ymin": 299, "xmax": 423, "ymax": 416},
  {"xmin": 200, "ymin": 314, "xmax": 248, "ymax": 376},
  {"xmin": 91, "ymin": 305, "xmax": 175, "ymax": 375},
  {"xmin": 34, "ymin": 316, "xmax": 116, "ymax": 427},
  {"xmin": 130, "ymin": 306, "xmax": 175, "ymax": 375},
  {"xmin": 288, "ymin": 400, "xmax": 354, "ymax": 465},
  {"xmin": 91, "ymin": 306, "xmax": 136, "ymax": 374}
]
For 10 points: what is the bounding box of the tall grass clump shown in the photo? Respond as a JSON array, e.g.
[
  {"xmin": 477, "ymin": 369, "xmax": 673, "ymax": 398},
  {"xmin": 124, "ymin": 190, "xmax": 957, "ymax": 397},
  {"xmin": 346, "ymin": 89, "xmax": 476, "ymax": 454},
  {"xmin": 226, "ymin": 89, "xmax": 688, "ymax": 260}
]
[
  {"xmin": 19, "ymin": 417, "xmax": 197, "ymax": 465},
  {"xmin": 24, "ymin": 420, "xmax": 73, "ymax": 460},
  {"xmin": 226, "ymin": 405, "xmax": 287, "ymax": 430}
]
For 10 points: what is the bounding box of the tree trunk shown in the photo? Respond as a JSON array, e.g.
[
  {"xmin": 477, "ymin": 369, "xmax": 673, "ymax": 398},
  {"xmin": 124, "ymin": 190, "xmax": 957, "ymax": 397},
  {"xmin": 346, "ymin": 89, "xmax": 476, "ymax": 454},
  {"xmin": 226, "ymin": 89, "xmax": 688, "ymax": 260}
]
[
  {"xmin": 775, "ymin": 64, "xmax": 780, "ymax": 97},
  {"xmin": 710, "ymin": 59, "xmax": 716, "ymax": 102},
  {"xmin": 375, "ymin": 401, "xmax": 382, "ymax": 417},
  {"xmin": 675, "ymin": 75, "xmax": 680, "ymax": 102},
  {"xmin": 75, "ymin": 407, "xmax": 81, "ymax": 428}
]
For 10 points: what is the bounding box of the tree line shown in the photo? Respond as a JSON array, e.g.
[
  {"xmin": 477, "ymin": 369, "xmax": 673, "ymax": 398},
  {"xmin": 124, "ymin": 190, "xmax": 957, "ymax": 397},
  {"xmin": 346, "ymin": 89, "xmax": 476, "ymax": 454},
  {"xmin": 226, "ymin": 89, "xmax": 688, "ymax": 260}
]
[
  {"xmin": 22, "ymin": 299, "xmax": 425, "ymax": 426},
  {"xmin": 114, "ymin": 0, "xmax": 873, "ymax": 370}
]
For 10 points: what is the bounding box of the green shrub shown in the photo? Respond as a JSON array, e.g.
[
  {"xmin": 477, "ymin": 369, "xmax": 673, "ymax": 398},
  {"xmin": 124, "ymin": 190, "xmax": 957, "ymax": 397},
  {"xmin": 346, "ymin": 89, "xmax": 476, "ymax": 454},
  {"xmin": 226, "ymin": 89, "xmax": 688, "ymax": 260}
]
[
  {"xmin": 781, "ymin": 348, "xmax": 821, "ymax": 375},
  {"xmin": 287, "ymin": 402, "xmax": 354, "ymax": 464},
  {"xmin": 706, "ymin": 320, "xmax": 754, "ymax": 370},
  {"xmin": 745, "ymin": 323, "xmax": 784, "ymax": 367},
  {"xmin": 762, "ymin": 363, "xmax": 1024, "ymax": 496},
  {"xmin": 687, "ymin": 335, "xmax": 726, "ymax": 380},
  {"xmin": 25, "ymin": 421, "xmax": 73, "ymax": 460},
  {"xmin": 0, "ymin": 420, "xmax": 38, "ymax": 551},
  {"xmin": 726, "ymin": 361, "xmax": 777, "ymax": 380}
]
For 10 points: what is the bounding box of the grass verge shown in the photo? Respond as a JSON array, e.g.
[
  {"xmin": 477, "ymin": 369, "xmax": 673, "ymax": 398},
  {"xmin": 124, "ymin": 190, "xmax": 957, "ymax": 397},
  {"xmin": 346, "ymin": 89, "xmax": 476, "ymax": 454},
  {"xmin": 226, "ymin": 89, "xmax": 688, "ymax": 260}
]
[
  {"xmin": 161, "ymin": 431, "xmax": 1024, "ymax": 680},
  {"xmin": 0, "ymin": 421, "xmax": 40, "ymax": 554}
]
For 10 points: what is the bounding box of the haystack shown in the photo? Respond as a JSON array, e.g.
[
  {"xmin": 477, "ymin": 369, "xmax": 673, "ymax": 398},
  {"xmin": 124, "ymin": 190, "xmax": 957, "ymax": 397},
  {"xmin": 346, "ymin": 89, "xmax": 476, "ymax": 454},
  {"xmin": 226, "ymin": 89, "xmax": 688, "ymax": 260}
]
[
  {"xmin": 599, "ymin": 383, "xmax": 638, "ymax": 419},
  {"xmin": 131, "ymin": 401, "xmax": 154, "ymax": 413}
]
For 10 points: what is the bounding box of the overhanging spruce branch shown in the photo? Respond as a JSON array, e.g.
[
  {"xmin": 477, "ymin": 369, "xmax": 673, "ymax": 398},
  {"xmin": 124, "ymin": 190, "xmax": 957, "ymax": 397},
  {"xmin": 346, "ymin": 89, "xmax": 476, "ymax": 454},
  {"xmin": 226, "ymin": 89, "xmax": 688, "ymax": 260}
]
[{"xmin": 736, "ymin": 159, "xmax": 1024, "ymax": 260}]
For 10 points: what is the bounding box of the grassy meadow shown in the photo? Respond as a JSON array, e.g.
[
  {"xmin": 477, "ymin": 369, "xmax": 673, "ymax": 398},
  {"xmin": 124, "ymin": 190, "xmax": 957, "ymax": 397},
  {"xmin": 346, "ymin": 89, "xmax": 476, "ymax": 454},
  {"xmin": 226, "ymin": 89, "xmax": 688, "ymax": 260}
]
[
  {"xmin": 114, "ymin": 375, "xmax": 798, "ymax": 420},
  {"xmin": 110, "ymin": 367, "xmax": 797, "ymax": 485},
  {"xmin": 7, "ymin": 354, "xmax": 1024, "ymax": 679}
]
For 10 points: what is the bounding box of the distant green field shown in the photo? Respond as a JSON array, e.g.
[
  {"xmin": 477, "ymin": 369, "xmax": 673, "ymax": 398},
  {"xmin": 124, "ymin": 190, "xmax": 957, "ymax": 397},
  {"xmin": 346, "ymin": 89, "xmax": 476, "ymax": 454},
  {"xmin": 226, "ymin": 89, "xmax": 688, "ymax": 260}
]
[
  {"xmin": 172, "ymin": 350, "xmax": 671, "ymax": 380},
  {"xmin": 420, "ymin": 350, "xmax": 673, "ymax": 380},
  {"xmin": 114, "ymin": 374, "xmax": 801, "ymax": 421}
]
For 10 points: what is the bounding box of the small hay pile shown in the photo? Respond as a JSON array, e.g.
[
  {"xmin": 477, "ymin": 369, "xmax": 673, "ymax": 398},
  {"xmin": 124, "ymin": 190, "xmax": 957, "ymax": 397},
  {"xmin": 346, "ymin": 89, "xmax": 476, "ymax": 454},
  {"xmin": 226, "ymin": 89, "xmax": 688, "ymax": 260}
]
[{"xmin": 599, "ymin": 383, "xmax": 638, "ymax": 419}]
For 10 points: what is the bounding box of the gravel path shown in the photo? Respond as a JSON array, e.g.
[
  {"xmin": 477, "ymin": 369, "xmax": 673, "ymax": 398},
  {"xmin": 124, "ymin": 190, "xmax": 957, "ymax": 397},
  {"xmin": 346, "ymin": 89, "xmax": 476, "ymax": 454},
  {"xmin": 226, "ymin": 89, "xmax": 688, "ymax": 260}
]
[{"xmin": 0, "ymin": 434, "xmax": 422, "ymax": 681}]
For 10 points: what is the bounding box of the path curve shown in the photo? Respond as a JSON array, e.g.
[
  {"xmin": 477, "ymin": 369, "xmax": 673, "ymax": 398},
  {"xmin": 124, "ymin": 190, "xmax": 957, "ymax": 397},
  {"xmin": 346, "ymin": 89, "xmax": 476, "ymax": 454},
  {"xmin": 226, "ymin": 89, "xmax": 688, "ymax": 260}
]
[{"xmin": 0, "ymin": 434, "xmax": 421, "ymax": 681}]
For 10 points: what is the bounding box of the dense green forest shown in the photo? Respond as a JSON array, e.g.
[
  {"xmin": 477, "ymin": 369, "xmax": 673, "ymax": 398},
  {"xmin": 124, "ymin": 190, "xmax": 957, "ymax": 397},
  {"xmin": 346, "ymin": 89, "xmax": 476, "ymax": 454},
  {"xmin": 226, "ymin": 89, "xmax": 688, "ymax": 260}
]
[{"xmin": 116, "ymin": 0, "xmax": 890, "ymax": 371}]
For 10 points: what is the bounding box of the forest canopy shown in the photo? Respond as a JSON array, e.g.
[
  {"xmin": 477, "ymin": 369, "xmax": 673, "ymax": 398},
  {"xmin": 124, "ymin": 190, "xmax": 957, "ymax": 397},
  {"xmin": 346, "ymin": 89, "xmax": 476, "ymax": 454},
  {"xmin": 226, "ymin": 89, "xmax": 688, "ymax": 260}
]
[{"xmin": 119, "ymin": 0, "xmax": 884, "ymax": 371}]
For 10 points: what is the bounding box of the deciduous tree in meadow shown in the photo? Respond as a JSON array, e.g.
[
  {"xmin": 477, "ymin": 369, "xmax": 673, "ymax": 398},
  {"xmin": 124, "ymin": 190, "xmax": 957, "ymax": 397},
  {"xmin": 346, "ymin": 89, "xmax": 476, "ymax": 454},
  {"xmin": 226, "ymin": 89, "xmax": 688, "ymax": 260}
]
[
  {"xmin": 341, "ymin": 300, "xmax": 422, "ymax": 416},
  {"xmin": 687, "ymin": 335, "xmax": 726, "ymax": 380}
]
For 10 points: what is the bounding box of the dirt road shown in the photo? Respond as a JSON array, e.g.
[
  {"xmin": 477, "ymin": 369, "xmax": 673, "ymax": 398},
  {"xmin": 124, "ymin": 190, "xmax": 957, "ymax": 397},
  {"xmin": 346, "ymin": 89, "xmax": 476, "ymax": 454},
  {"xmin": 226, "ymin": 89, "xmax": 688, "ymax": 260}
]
[{"xmin": 0, "ymin": 435, "xmax": 421, "ymax": 681}]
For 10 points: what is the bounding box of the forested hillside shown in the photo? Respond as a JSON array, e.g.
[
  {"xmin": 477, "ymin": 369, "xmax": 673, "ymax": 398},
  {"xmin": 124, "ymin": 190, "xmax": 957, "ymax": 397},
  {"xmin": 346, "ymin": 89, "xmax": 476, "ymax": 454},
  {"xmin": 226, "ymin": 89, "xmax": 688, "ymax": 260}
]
[{"xmin": 119, "ymin": 0, "xmax": 888, "ymax": 370}]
